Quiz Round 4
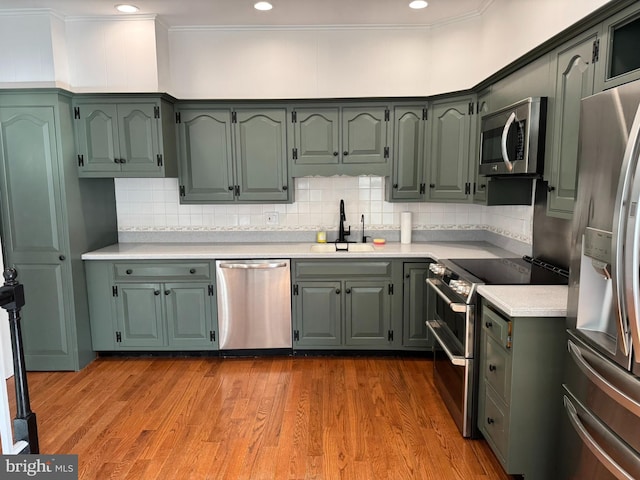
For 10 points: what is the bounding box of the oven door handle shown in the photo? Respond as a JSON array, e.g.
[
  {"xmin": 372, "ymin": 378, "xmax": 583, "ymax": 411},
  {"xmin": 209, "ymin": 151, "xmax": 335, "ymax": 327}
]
[
  {"xmin": 426, "ymin": 320, "xmax": 466, "ymax": 366},
  {"xmin": 426, "ymin": 278, "xmax": 468, "ymax": 314}
]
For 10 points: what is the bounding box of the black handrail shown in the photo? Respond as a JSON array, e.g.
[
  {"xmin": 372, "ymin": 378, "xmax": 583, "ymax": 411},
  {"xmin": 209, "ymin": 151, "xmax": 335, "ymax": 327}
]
[{"xmin": 0, "ymin": 267, "xmax": 38, "ymax": 454}]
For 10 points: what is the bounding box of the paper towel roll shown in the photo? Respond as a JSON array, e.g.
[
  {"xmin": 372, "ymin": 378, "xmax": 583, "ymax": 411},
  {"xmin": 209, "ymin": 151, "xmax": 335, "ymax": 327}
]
[{"xmin": 400, "ymin": 211, "xmax": 412, "ymax": 244}]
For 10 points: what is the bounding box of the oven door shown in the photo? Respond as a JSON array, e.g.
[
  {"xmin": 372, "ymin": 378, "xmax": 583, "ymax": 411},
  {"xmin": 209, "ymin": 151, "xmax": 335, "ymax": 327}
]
[{"xmin": 426, "ymin": 277, "xmax": 478, "ymax": 438}]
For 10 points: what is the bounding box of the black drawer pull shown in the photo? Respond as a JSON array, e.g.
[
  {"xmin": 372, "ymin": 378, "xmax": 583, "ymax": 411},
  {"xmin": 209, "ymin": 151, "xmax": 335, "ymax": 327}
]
[
  {"xmin": 335, "ymin": 289, "xmax": 341, "ymax": 294},
  {"xmin": 164, "ymin": 290, "xmax": 171, "ymax": 295},
  {"xmin": 489, "ymin": 364, "xmax": 497, "ymax": 372},
  {"xmin": 487, "ymin": 417, "xmax": 495, "ymax": 425},
  {"xmin": 126, "ymin": 269, "xmax": 132, "ymax": 275},
  {"xmin": 59, "ymin": 255, "xmax": 66, "ymax": 261},
  {"xmin": 189, "ymin": 268, "xmax": 196, "ymax": 274},
  {"xmin": 485, "ymin": 321, "xmax": 493, "ymax": 328},
  {"xmin": 346, "ymin": 288, "xmax": 351, "ymax": 294},
  {"xmin": 154, "ymin": 290, "xmax": 160, "ymax": 296}
]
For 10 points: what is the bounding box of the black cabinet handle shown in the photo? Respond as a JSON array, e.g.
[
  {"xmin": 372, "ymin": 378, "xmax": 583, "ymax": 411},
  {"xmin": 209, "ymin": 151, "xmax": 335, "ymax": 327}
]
[
  {"xmin": 393, "ymin": 183, "xmax": 398, "ymax": 189},
  {"xmin": 164, "ymin": 290, "xmax": 171, "ymax": 295},
  {"xmin": 547, "ymin": 185, "xmax": 556, "ymax": 192},
  {"xmin": 489, "ymin": 364, "xmax": 497, "ymax": 372},
  {"xmin": 485, "ymin": 321, "xmax": 493, "ymax": 328},
  {"xmin": 154, "ymin": 290, "xmax": 160, "ymax": 296},
  {"xmin": 114, "ymin": 158, "xmax": 119, "ymax": 164},
  {"xmin": 335, "ymin": 289, "xmax": 341, "ymax": 294},
  {"xmin": 59, "ymin": 255, "xmax": 66, "ymax": 261},
  {"xmin": 126, "ymin": 269, "xmax": 132, "ymax": 275},
  {"xmin": 120, "ymin": 158, "xmax": 126, "ymax": 163},
  {"xmin": 343, "ymin": 151, "xmax": 349, "ymax": 156},
  {"xmin": 333, "ymin": 151, "xmax": 339, "ymax": 156},
  {"xmin": 228, "ymin": 186, "xmax": 234, "ymax": 191},
  {"xmin": 429, "ymin": 183, "xmax": 435, "ymax": 188},
  {"xmin": 479, "ymin": 184, "xmax": 486, "ymax": 190},
  {"xmin": 282, "ymin": 185, "xmax": 288, "ymax": 191},
  {"xmin": 189, "ymin": 268, "xmax": 196, "ymax": 274},
  {"xmin": 405, "ymin": 274, "xmax": 410, "ymax": 278},
  {"xmin": 346, "ymin": 288, "xmax": 351, "ymax": 294},
  {"xmin": 487, "ymin": 417, "xmax": 495, "ymax": 425}
]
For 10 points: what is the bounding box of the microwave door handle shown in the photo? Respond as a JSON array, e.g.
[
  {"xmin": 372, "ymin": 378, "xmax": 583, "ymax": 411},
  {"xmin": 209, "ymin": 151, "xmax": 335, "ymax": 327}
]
[
  {"xmin": 622, "ymin": 104, "xmax": 640, "ymax": 360},
  {"xmin": 500, "ymin": 111, "xmax": 516, "ymax": 172}
]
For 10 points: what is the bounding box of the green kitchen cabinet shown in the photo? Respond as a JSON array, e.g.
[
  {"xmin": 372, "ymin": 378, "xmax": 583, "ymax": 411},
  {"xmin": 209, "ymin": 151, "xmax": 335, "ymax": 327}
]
[
  {"xmin": 472, "ymin": 91, "xmax": 490, "ymax": 204},
  {"xmin": 290, "ymin": 104, "xmax": 391, "ymax": 177},
  {"xmin": 73, "ymin": 95, "xmax": 178, "ymax": 178},
  {"xmin": 402, "ymin": 262, "xmax": 433, "ymax": 349},
  {"xmin": 0, "ymin": 90, "xmax": 118, "ymax": 371},
  {"xmin": 177, "ymin": 106, "xmax": 291, "ymax": 203},
  {"xmin": 85, "ymin": 260, "xmax": 218, "ymax": 351},
  {"xmin": 546, "ymin": 28, "xmax": 599, "ymax": 218},
  {"xmin": 595, "ymin": 2, "xmax": 640, "ymax": 91},
  {"xmin": 386, "ymin": 105, "xmax": 428, "ymax": 202},
  {"xmin": 477, "ymin": 299, "xmax": 565, "ymax": 480},
  {"xmin": 425, "ymin": 95, "xmax": 475, "ymax": 202},
  {"xmin": 292, "ymin": 260, "xmax": 401, "ymax": 350}
]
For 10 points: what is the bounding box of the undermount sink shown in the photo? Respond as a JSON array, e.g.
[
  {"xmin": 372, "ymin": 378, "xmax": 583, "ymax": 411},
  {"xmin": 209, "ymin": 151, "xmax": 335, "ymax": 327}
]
[{"xmin": 310, "ymin": 243, "xmax": 375, "ymax": 253}]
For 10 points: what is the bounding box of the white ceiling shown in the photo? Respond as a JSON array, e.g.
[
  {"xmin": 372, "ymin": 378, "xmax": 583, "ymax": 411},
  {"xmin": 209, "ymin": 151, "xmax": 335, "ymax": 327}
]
[{"xmin": 0, "ymin": 0, "xmax": 493, "ymax": 27}]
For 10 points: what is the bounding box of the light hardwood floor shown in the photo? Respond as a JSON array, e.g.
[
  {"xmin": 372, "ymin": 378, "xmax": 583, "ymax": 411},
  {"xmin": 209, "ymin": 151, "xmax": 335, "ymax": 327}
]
[{"xmin": 17, "ymin": 356, "xmax": 511, "ymax": 479}]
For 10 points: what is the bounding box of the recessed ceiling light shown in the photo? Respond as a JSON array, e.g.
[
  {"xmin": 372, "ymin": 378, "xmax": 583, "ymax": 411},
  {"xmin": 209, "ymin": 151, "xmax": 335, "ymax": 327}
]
[
  {"xmin": 409, "ymin": 0, "xmax": 428, "ymax": 9},
  {"xmin": 254, "ymin": 2, "xmax": 273, "ymax": 11},
  {"xmin": 115, "ymin": 4, "xmax": 139, "ymax": 13}
]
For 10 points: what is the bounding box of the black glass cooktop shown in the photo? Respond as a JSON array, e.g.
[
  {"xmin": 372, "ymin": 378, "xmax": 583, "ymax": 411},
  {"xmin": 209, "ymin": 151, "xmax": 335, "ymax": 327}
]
[{"xmin": 450, "ymin": 256, "xmax": 569, "ymax": 286}]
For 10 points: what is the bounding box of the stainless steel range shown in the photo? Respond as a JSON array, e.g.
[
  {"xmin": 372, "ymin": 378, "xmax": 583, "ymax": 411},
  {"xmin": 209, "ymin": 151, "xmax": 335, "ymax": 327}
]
[{"xmin": 426, "ymin": 256, "xmax": 568, "ymax": 438}]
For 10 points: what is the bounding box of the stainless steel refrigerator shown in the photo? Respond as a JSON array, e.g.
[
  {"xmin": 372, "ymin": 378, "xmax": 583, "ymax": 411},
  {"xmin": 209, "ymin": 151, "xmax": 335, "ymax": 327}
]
[{"xmin": 562, "ymin": 79, "xmax": 640, "ymax": 479}]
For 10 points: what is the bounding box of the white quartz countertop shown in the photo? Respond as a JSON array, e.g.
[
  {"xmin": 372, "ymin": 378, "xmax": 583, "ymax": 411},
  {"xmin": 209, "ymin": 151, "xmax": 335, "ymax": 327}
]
[
  {"xmin": 477, "ymin": 285, "xmax": 568, "ymax": 318},
  {"xmin": 81, "ymin": 241, "xmax": 516, "ymax": 261}
]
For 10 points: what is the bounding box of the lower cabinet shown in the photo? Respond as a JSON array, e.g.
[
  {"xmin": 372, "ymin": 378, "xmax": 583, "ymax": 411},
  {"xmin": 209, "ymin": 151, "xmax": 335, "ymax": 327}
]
[
  {"xmin": 292, "ymin": 260, "xmax": 402, "ymax": 350},
  {"xmin": 85, "ymin": 260, "xmax": 218, "ymax": 351},
  {"xmin": 477, "ymin": 299, "xmax": 565, "ymax": 480},
  {"xmin": 402, "ymin": 262, "xmax": 434, "ymax": 348}
]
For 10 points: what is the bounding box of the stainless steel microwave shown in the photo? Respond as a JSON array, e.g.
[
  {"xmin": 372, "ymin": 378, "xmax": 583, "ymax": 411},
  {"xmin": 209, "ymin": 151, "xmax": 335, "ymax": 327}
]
[{"xmin": 479, "ymin": 96, "xmax": 547, "ymax": 176}]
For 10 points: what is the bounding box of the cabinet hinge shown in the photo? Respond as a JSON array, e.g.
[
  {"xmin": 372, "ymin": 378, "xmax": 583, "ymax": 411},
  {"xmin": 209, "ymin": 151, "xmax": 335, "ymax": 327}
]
[
  {"xmin": 592, "ymin": 38, "xmax": 600, "ymax": 63},
  {"xmin": 388, "ymin": 330, "xmax": 394, "ymax": 342},
  {"xmin": 77, "ymin": 154, "xmax": 84, "ymax": 167},
  {"xmin": 419, "ymin": 183, "xmax": 426, "ymax": 194},
  {"xmin": 388, "ymin": 284, "xmax": 394, "ymax": 295},
  {"xmin": 465, "ymin": 182, "xmax": 471, "ymax": 195},
  {"xmin": 294, "ymin": 330, "xmax": 300, "ymax": 342},
  {"xmin": 234, "ymin": 185, "xmax": 240, "ymax": 196},
  {"xmin": 156, "ymin": 154, "xmax": 163, "ymax": 167},
  {"xmin": 175, "ymin": 112, "xmax": 181, "ymax": 123},
  {"xmin": 179, "ymin": 185, "xmax": 186, "ymax": 197},
  {"xmin": 292, "ymin": 148, "xmax": 298, "ymax": 160},
  {"xmin": 74, "ymin": 107, "xmax": 80, "ymax": 119},
  {"xmin": 384, "ymin": 109, "xmax": 390, "ymax": 121},
  {"xmin": 384, "ymin": 146, "xmax": 389, "ymax": 159},
  {"xmin": 116, "ymin": 331, "xmax": 122, "ymax": 342},
  {"xmin": 208, "ymin": 284, "xmax": 214, "ymax": 296},
  {"xmin": 112, "ymin": 285, "xmax": 118, "ymax": 297},
  {"xmin": 468, "ymin": 102, "xmax": 474, "ymax": 115},
  {"xmin": 293, "ymin": 284, "xmax": 299, "ymax": 295},
  {"xmin": 291, "ymin": 111, "xmax": 297, "ymax": 123},
  {"xmin": 422, "ymin": 108, "xmax": 428, "ymax": 121},
  {"xmin": 154, "ymin": 106, "xmax": 160, "ymax": 119},
  {"xmin": 210, "ymin": 330, "xmax": 216, "ymax": 342},
  {"xmin": 232, "ymin": 111, "xmax": 237, "ymax": 123}
]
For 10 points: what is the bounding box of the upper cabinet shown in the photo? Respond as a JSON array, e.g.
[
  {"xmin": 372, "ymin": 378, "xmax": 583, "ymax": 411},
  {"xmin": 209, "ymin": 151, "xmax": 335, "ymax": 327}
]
[
  {"xmin": 177, "ymin": 105, "xmax": 291, "ymax": 204},
  {"xmin": 73, "ymin": 95, "xmax": 178, "ymax": 178},
  {"xmin": 425, "ymin": 95, "xmax": 475, "ymax": 202},
  {"xmin": 546, "ymin": 28, "xmax": 599, "ymax": 218},
  {"xmin": 290, "ymin": 104, "xmax": 391, "ymax": 177},
  {"xmin": 596, "ymin": 2, "xmax": 640, "ymax": 91}
]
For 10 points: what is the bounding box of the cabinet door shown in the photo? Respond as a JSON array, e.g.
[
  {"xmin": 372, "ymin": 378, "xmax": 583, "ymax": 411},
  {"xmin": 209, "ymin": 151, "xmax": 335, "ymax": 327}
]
[
  {"xmin": 548, "ymin": 31, "xmax": 597, "ymax": 217},
  {"xmin": 345, "ymin": 281, "xmax": 391, "ymax": 347},
  {"xmin": 427, "ymin": 97, "xmax": 472, "ymax": 201},
  {"xmin": 294, "ymin": 281, "xmax": 341, "ymax": 347},
  {"xmin": 389, "ymin": 106, "xmax": 426, "ymax": 201},
  {"xmin": 164, "ymin": 283, "xmax": 216, "ymax": 349},
  {"xmin": 75, "ymin": 103, "xmax": 121, "ymax": 173},
  {"xmin": 473, "ymin": 93, "xmax": 490, "ymax": 204},
  {"xmin": 117, "ymin": 103, "xmax": 161, "ymax": 173},
  {"xmin": 402, "ymin": 263, "xmax": 432, "ymax": 348},
  {"xmin": 234, "ymin": 108, "xmax": 289, "ymax": 202},
  {"xmin": 115, "ymin": 283, "xmax": 165, "ymax": 348},
  {"xmin": 342, "ymin": 106, "xmax": 389, "ymax": 164},
  {"xmin": 293, "ymin": 107, "xmax": 340, "ymax": 165},
  {"xmin": 178, "ymin": 109, "xmax": 235, "ymax": 202},
  {"xmin": 0, "ymin": 106, "xmax": 75, "ymax": 370}
]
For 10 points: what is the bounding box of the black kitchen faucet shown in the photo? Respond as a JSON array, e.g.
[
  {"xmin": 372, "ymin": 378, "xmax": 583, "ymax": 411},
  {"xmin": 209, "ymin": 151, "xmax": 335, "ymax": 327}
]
[{"xmin": 338, "ymin": 199, "xmax": 350, "ymax": 242}]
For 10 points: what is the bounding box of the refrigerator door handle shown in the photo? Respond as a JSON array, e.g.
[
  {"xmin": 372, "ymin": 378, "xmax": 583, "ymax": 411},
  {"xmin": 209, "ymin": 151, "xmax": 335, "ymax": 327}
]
[
  {"xmin": 568, "ymin": 339, "xmax": 640, "ymax": 416},
  {"xmin": 563, "ymin": 395, "xmax": 639, "ymax": 480},
  {"xmin": 622, "ymin": 103, "xmax": 640, "ymax": 361}
]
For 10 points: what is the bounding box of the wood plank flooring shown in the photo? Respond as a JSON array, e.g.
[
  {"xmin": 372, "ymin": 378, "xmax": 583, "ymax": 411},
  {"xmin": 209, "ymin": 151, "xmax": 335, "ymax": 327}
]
[{"xmin": 16, "ymin": 356, "xmax": 511, "ymax": 479}]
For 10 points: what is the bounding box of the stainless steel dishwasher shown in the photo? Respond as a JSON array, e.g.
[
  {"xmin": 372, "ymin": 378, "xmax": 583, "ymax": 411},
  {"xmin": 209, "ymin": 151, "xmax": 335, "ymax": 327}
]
[{"xmin": 215, "ymin": 259, "xmax": 292, "ymax": 350}]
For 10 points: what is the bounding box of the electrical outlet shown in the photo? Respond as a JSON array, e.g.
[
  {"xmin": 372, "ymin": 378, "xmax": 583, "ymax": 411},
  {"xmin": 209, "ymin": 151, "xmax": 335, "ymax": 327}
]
[{"xmin": 265, "ymin": 212, "xmax": 279, "ymax": 225}]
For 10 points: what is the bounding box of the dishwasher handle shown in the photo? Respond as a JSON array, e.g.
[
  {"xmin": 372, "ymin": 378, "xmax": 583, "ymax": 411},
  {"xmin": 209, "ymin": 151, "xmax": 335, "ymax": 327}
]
[{"xmin": 218, "ymin": 262, "xmax": 288, "ymax": 269}]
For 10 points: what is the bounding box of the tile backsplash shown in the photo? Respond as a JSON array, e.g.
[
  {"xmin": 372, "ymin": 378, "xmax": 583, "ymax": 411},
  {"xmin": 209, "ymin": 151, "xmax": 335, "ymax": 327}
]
[{"xmin": 115, "ymin": 176, "xmax": 533, "ymax": 244}]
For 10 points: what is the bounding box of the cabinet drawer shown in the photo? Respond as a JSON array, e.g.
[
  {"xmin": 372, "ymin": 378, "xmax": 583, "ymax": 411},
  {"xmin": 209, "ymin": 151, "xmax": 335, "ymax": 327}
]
[
  {"xmin": 481, "ymin": 385, "xmax": 509, "ymax": 465},
  {"xmin": 295, "ymin": 261, "xmax": 392, "ymax": 278},
  {"xmin": 484, "ymin": 334, "xmax": 512, "ymax": 403},
  {"xmin": 113, "ymin": 262, "xmax": 212, "ymax": 282},
  {"xmin": 482, "ymin": 305, "xmax": 511, "ymax": 347}
]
